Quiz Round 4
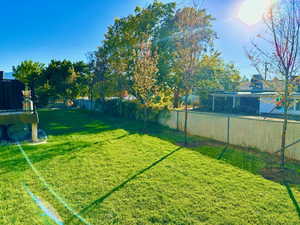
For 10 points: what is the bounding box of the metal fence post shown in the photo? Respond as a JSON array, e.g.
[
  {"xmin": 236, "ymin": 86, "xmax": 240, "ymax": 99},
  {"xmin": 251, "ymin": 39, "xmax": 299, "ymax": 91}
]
[
  {"xmin": 227, "ymin": 116, "xmax": 230, "ymax": 144},
  {"xmin": 177, "ymin": 111, "xmax": 179, "ymax": 131}
]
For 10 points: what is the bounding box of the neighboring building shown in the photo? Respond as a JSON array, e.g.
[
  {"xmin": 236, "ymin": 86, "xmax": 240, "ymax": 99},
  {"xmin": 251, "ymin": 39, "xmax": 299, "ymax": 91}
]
[
  {"xmin": 211, "ymin": 75, "xmax": 300, "ymax": 116},
  {"xmin": 0, "ymin": 71, "xmax": 24, "ymax": 111}
]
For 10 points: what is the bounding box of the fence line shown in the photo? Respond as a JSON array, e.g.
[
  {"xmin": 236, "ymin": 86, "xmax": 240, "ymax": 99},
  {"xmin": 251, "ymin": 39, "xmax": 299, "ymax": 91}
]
[
  {"xmin": 159, "ymin": 110, "xmax": 300, "ymax": 161},
  {"xmin": 75, "ymin": 99, "xmax": 300, "ymax": 161}
]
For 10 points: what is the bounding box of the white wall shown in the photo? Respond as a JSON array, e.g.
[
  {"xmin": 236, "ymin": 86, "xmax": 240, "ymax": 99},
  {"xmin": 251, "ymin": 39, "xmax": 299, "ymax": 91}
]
[{"xmin": 159, "ymin": 110, "xmax": 300, "ymax": 161}]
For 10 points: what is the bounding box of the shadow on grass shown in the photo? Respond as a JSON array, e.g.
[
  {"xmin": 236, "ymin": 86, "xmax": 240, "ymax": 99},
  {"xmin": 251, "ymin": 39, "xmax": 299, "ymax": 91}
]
[
  {"xmin": 217, "ymin": 144, "xmax": 229, "ymax": 160},
  {"xmin": 0, "ymin": 142, "xmax": 89, "ymax": 175},
  {"xmin": 0, "ymin": 134, "xmax": 131, "ymax": 175},
  {"xmin": 65, "ymin": 147, "xmax": 182, "ymax": 225},
  {"xmin": 285, "ymin": 182, "xmax": 300, "ymax": 219},
  {"xmin": 39, "ymin": 109, "xmax": 116, "ymax": 136}
]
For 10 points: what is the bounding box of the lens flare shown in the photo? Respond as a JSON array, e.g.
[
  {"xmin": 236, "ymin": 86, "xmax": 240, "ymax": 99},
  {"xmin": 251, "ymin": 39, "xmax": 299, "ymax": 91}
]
[{"xmin": 238, "ymin": 0, "xmax": 278, "ymax": 26}]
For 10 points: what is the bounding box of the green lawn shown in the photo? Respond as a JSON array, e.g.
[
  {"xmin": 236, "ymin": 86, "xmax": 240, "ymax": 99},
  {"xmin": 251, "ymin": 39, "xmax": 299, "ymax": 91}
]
[{"xmin": 1, "ymin": 109, "xmax": 300, "ymax": 224}]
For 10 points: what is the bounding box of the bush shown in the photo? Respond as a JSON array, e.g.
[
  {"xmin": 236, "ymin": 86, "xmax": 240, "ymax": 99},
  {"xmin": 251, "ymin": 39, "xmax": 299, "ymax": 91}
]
[{"xmin": 102, "ymin": 98, "xmax": 169, "ymax": 123}]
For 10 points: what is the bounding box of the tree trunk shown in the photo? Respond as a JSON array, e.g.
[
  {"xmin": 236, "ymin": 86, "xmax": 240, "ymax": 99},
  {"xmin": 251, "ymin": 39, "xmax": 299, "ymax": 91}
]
[
  {"xmin": 173, "ymin": 88, "xmax": 180, "ymax": 108},
  {"xmin": 280, "ymin": 76, "xmax": 289, "ymax": 170},
  {"xmin": 184, "ymin": 91, "xmax": 188, "ymax": 146},
  {"xmin": 143, "ymin": 106, "xmax": 147, "ymax": 132},
  {"xmin": 90, "ymin": 94, "xmax": 94, "ymax": 111},
  {"xmin": 63, "ymin": 98, "xmax": 67, "ymax": 108},
  {"xmin": 89, "ymin": 82, "xmax": 95, "ymax": 111}
]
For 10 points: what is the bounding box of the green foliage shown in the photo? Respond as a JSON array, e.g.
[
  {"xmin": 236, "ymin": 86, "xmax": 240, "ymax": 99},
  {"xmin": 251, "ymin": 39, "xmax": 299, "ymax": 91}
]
[
  {"xmin": 43, "ymin": 60, "xmax": 77, "ymax": 102},
  {"xmin": 87, "ymin": 48, "xmax": 112, "ymax": 101},
  {"xmin": 131, "ymin": 39, "xmax": 162, "ymax": 127},
  {"xmin": 94, "ymin": 1, "xmax": 177, "ymax": 99},
  {"xmin": 194, "ymin": 52, "xmax": 241, "ymax": 107},
  {"xmin": 13, "ymin": 60, "xmax": 44, "ymax": 85},
  {"xmin": 102, "ymin": 99, "xmax": 169, "ymax": 123},
  {"xmin": 13, "ymin": 59, "xmax": 91, "ymax": 106},
  {"xmin": 172, "ymin": 7, "xmax": 216, "ymax": 93}
]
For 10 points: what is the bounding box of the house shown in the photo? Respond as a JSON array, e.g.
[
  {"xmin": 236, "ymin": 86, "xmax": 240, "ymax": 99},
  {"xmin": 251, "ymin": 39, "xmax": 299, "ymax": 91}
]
[
  {"xmin": 0, "ymin": 71, "xmax": 24, "ymax": 111},
  {"xmin": 211, "ymin": 74, "xmax": 300, "ymax": 116}
]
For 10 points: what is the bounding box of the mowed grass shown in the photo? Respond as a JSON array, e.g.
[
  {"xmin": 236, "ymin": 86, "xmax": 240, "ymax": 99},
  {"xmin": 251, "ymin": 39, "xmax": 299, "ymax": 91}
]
[{"xmin": 1, "ymin": 109, "xmax": 300, "ymax": 225}]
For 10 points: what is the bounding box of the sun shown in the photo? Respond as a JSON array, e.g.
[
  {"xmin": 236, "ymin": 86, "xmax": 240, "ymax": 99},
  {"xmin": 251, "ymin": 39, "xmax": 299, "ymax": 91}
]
[{"xmin": 238, "ymin": 0, "xmax": 278, "ymax": 26}]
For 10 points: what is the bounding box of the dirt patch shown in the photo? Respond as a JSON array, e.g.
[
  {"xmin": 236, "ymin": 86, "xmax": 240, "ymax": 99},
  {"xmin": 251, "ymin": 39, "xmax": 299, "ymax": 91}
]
[
  {"xmin": 176, "ymin": 141, "xmax": 203, "ymax": 148},
  {"xmin": 261, "ymin": 167, "xmax": 300, "ymax": 184},
  {"xmin": 176, "ymin": 139, "xmax": 226, "ymax": 148}
]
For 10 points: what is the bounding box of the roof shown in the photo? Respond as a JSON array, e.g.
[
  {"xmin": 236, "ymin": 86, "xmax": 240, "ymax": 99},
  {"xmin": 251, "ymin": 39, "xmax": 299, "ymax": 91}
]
[
  {"xmin": 212, "ymin": 92, "xmax": 275, "ymax": 98},
  {"xmin": 212, "ymin": 91, "xmax": 300, "ymax": 98},
  {"xmin": 239, "ymin": 79, "xmax": 284, "ymax": 91}
]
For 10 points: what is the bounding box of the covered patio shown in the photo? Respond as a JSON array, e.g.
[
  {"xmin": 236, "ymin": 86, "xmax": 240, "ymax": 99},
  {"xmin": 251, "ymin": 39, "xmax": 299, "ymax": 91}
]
[{"xmin": 211, "ymin": 92, "xmax": 261, "ymax": 115}]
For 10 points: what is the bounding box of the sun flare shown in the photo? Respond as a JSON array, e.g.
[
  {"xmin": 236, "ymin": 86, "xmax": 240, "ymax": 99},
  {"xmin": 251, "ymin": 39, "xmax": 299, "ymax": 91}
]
[{"xmin": 238, "ymin": 0, "xmax": 278, "ymax": 26}]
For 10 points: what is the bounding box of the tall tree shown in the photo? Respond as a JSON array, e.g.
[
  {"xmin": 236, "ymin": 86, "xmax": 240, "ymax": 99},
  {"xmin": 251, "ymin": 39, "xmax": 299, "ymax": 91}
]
[
  {"xmin": 248, "ymin": 0, "xmax": 300, "ymax": 169},
  {"xmin": 173, "ymin": 6, "xmax": 216, "ymax": 145},
  {"xmin": 153, "ymin": 2, "xmax": 178, "ymax": 106},
  {"xmin": 102, "ymin": 1, "xmax": 176, "ymax": 98}
]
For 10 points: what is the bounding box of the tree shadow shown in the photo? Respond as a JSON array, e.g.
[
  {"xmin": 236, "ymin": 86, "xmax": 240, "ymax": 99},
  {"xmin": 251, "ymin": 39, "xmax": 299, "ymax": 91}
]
[
  {"xmin": 285, "ymin": 182, "xmax": 300, "ymax": 219},
  {"xmin": 217, "ymin": 144, "xmax": 229, "ymax": 160},
  {"xmin": 0, "ymin": 134, "xmax": 131, "ymax": 175},
  {"xmin": 38, "ymin": 109, "xmax": 116, "ymax": 136},
  {"xmin": 0, "ymin": 142, "xmax": 88, "ymax": 175},
  {"xmin": 65, "ymin": 147, "xmax": 182, "ymax": 225}
]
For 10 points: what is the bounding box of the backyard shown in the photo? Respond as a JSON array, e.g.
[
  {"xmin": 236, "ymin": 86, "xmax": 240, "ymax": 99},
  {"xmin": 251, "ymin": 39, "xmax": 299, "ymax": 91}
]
[{"xmin": 1, "ymin": 109, "xmax": 300, "ymax": 225}]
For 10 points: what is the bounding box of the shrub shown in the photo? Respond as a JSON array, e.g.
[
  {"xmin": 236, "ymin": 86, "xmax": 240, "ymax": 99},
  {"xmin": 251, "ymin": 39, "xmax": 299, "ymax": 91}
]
[{"xmin": 102, "ymin": 98, "xmax": 169, "ymax": 123}]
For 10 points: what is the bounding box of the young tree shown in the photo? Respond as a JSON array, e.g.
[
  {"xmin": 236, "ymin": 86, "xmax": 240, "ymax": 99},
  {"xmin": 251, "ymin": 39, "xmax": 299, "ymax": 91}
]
[
  {"xmin": 173, "ymin": 6, "xmax": 215, "ymax": 145},
  {"xmin": 248, "ymin": 0, "xmax": 300, "ymax": 169},
  {"xmin": 132, "ymin": 40, "xmax": 159, "ymax": 129}
]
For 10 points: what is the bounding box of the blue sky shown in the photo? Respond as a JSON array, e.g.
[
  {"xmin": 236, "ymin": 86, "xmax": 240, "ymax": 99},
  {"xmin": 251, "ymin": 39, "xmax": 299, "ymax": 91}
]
[{"xmin": 0, "ymin": 0, "xmax": 264, "ymax": 77}]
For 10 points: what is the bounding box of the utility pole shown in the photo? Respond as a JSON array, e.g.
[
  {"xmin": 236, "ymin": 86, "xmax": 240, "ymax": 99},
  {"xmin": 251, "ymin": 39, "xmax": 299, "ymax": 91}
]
[{"xmin": 264, "ymin": 62, "xmax": 269, "ymax": 80}]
